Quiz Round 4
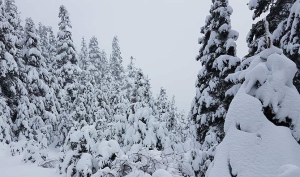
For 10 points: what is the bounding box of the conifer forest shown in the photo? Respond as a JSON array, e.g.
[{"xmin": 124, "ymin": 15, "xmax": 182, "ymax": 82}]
[{"xmin": 0, "ymin": 0, "xmax": 300, "ymax": 177}]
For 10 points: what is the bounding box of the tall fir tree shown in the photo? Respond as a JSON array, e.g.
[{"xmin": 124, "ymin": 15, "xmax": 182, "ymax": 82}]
[
  {"xmin": 189, "ymin": 0, "xmax": 240, "ymax": 176},
  {"xmin": 109, "ymin": 36, "xmax": 126, "ymax": 115},
  {"xmin": 246, "ymin": 0, "xmax": 295, "ymax": 57},
  {"xmin": 0, "ymin": 0, "xmax": 24, "ymax": 142},
  {"xmin": 272, "ymin": 0, "xmax": 300, "ymax": 92},
  {"xmin": 37, "ymin": 23, "xmax": 50, "ymax": 59},
  {"xmin": 155, "ymin": 87, "xmax": 170, "ymax": 122},
  {"xmin": 88, "ymin": 36, "xmax": 105, "ymax": 84},
  {"xmin": 79, "ymin": 37, "xmax": 88, "ymax": 70},
  {"xmin": 110, "ymin": 36, "xmax": 124, "ymax": 82},
  {"xmin": 16, "ymin": 17, "xmax": 58, "ymax": 148},
  {"xmin": 55, "ymin": 5, "xmax": 81, "ymax": 145},
  {"xmin": 47, "ymin": 26, "xmax": 57, "ymax": 71}
]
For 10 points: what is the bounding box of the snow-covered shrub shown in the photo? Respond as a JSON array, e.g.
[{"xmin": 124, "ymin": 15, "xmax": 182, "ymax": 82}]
[
  {"xmin": 10, "ymin": 140, "xmax": 27, "ymax": 156},
  {"xmin": 95, "ymin": 140, "xmax": 122, "ymax": 169},
  {"xmin": 23, "ymin": 139, "xmax": 48, "ymax": 163},
  {"xmin": 59, "ymin": 125, "xmax": 99, "ymax": 177}
]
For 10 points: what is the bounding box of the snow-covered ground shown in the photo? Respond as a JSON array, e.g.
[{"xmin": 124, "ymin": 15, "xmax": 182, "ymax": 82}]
[{"xmin": 0, "ymin": 144, "xmax": 61, "ymax": 177}]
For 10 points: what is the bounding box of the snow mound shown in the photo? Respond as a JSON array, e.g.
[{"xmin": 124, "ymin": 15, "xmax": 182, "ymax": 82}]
[{"xmin": 152, "ymin": 169, "xmax": 173, "ymax": 177}]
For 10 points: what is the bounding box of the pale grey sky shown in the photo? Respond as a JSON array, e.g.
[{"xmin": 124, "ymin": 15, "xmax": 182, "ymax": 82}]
[{"xmin": 16, "ymin": 0, "xmax": 255, "ymax": 113}]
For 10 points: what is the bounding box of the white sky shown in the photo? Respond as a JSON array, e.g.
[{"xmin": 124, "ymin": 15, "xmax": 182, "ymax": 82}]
[{"xmin": 16, "ymin": 0, "xmax": 254, "ymax": 113}]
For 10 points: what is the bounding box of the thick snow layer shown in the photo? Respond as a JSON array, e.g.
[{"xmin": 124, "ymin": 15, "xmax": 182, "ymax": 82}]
[
  {"xmin": 152, "ymin": 169, "xmax": 173, "ymax": 177},
  {"xmin": 226, "ymin": 47, "xmax": 300, "ymax": 141},
  {"xmin": 0, "ymin": 144, "xmax": 61, "ymax": 177},
  {"xmin": 207, "ymin": 48, "xmax": 300, "ymax": 177},
  {"xmin": 207, "ymin": 85, "xmax": 300, "ymax": 177}
]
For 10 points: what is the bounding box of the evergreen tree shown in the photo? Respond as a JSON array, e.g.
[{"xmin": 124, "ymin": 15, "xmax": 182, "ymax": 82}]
[
  {"xmin": 273, "ymin": 0, "xmax": 300, "ymax": 92},
  {"xmin": 124, "ymin": 56, "xmax": 138, "ymax": 101},
  {"xmin": 0, "ymin": 0, "xmax": 23, "ymax": 142},
  {"xmin": 16, "ymin": 17, "xmax": 57, "ymax": 147},
  {"xmin": 79, "ymin": 37, "xmax": 88, "ymax": 70},
  {"xmin": 0, "ymin": 96, "xmax": 12, "ymax": 144},
  {"xmin": 4, "ymin": 0, "xmax": 22, "ymax": 39},
  {"xmin": 189, "ymin": 0, "xmax": 240, "ymax": 176},
  {"xmin": 37, "ymin": 23, "xmax": 50, "ymax": 59},
  {"xmin": 167, "ymin": 95, "xmax": 177, "ymax": 132},
  {"xmin": 47, "ymin": 26, "xmax": 56, "ymax": 71},
  {"xmin": 108, "ymin": 36, "xmax": 126, "ymax": 116},
  {"xmin": 110, "ymin": 36, "xmax": 124, "ymax": 82},
  {"xmin": 155, "ymin": 87, "xmax": 170, "ymax": 122},
  {"xmin": 55, "ymin": 5, "xmax": 81, "ymax": 145},
  {"xmin": 88, "ymin": 36, "xmax": 106, "ymax": 83},
  {"xmin": 247, "ymin": 0, "xmax": 295, "ymax": 57}
]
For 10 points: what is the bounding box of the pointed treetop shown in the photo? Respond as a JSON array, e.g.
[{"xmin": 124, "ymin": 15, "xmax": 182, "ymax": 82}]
[
  {"xmin": 81, "ymin": 37, "xmax": 88, "ymax": 56},
  {"xmin": 198, "ymin": 0, "xmax": 238, "ymax": 66},
  {"xmin": 58, "ymin": 5, "xmax": 72, "ymax": 31}
]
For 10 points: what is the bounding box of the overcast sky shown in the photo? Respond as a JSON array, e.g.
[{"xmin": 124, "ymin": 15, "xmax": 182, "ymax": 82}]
[{"xmin": 16, "ymin": 0, "xmax": 255, "ymax": 113}]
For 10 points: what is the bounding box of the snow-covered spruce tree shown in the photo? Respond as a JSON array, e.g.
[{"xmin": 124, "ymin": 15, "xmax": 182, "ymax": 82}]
[
  {"xmin": 47, "ymin": 26, "xmax": 57, "ymax": 71},
  {"xmin": 0, "ymin": 0, "xmax": 19, "ymax": 143},
  {"xmin": 79, "ymin": 37, "xmax": 88, "ymax": 71},
  {"xmin": 110, "ymin": 36, "xmax": 124, "ymax": 82},
  {"xmin": 246, "ymin": 0, "xmax": 300, "ymax": 93},
  {"xmin": 124, "ymin": 56, "xmax": 138, "ymax": 101},
  {"xmin": 89, "ymin": 36, "xmax": 108, "ymax": 83},
  {"xmin": 246, "ymin": 0, "xmax": 295, "ymax": 58},
  {"xmin": 37, "ymin": 23, "xmax": 50, "ymax": 60},
  {"xmin": 188, "ymin": 0, "xmax": 240, "ymax": 176},
  {"xmin": 123, "ymin": 68, "xmax": 163, "ymax": 152},
  {"xmin": 207, "ymin": 44, "xmax": 300, "ymax": 177},
  {"xmin": 274, "ymin": 0, "xmax": 300, "ymax": 92},
  {"xmin": 109, "ymin": 36, "xmax": 127, "ymax": 116},
  {"xmin": 4, "ymin": 0, "xmax": 23, "ymax": 39},
  {"xmin": 16, "ymin": 18, "xmax": 58, "ymax": 163},
  {"xmin": 155, "ymin": 87, "xmax": 170, "ymax": 122},
  {"xmin": 166, "ymin": 95, "xmax": 177, "ymax": 132},
  {"xmin": 0, "ymin": 96, "xmax": 12, "ymax": 144},
  {"xmin": 55, "ymin": 5, "xmax": 81, "ymax": 145},
  {"xmin": 229, "ymin": 21, "xmax": 300, "ymax": 145}
]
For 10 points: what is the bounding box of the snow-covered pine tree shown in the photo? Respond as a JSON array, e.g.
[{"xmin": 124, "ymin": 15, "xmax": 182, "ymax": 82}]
[
  {"xmin": 124, "ymin": 56, "xmax": 138, "ymax": 101},
  {"xmin": 229, "ymin": 19, "xmax": 300, "ymax": 145},
  {"xmin": 247, "ymin": 0, "xmax": 295, "ymax": 57},
  {"xmin": 110, "ymin": 36, "xmax": 124, "ymax": 82},
  {"xmin": 123, "ymin": 68, "xmax": 160, "ymax": 152},
  {"xmin": 16, "ymin": 17, "xmax": 58, "ymax": 151},
  {"xmin": 273, "ymin": 0, "xmax": 300, "ymax": 92},
  {"xmin": 55, "ymin": 5, "xmax": 81, "ymax": 145},
  {"xmin": 47, "ymin": 26, "xmax": 56, "ymax": 71},
  {"xmin": 189, "ymin": 0, "xmax": 240, "ymax": 176},
  {"xmin": 89, "ymin": 36, "xmax": 107, "ymax": 83},
  {"xmin": 0, "ymin": 0, "xmax": 24, "ymax": 144},
  {"xmin": 0, "ymin": 96, "xmax": 12, "ymax": 144},
  {"xmin": 155, "ymin": 87, "xmax": 170, "ymax": 122},
  {"xmin": 246, "ymin": 0, "xmax": 300, "ymax": 93},
  {"xmin": 209, "ymin": 41, "xmax": 300, "ymax": 177},
  {"xmin": 109, "ymin": 36, "xmax": 126, "ymax": 116},
  {"xmin": 79, "ymin": 37, "xmax": 88, "ymax": 71},
  {"xmin": 167, "ymin": 95, "xmax": 177, "ymax": 132},
  {"xmin": 37, "ymin": 23, "xmax": 50, "ymax": 60},
  {"xmin": 4, "ymin": 0, "xmax": 22, "ymax": 39}
]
